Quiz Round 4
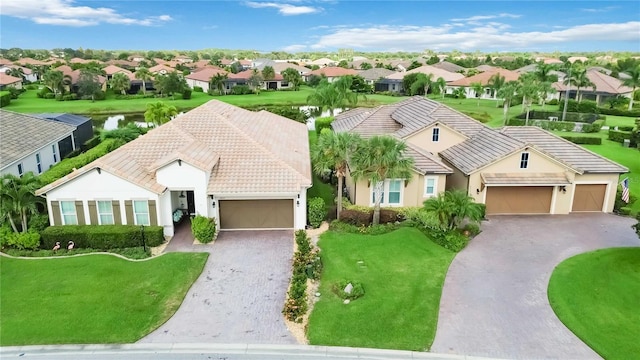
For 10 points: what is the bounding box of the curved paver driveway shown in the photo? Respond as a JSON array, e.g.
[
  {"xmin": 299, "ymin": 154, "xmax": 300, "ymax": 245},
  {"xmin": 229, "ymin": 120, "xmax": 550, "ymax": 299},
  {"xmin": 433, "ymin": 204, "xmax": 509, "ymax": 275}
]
[
  {"xmin": 431, "ymin": 213, "xmax": 639, "ymax": 359},
  {"xmin": 140, "ymin": 230, "xmax": 297, "ymax": 344}
]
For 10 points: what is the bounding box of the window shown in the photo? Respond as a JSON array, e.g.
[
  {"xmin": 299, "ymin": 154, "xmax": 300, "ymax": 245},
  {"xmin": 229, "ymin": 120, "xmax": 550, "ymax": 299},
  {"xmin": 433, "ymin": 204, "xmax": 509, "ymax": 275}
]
[
  {"xmin": 133, "ymin": 200, "xmax": 150, "ymax": 226},
  {"xmin": 36, "ymin": 153, "xmax": 42, "ymax": 174},
  {"xmin": 17, "ymin": 163, "xmax": 23, "ymax": 177},
  {"xmin": 97, "ymin": 201, "xmax": 114, "ymax": 225},
  {"xmin": 432, "ymin": 127, "xmax": 440, "ymax": 142},
  {"xmin": 52, "ymin": 145, "xmax": 58, "ymax": 162},
  {"xmin": 424, "ymin": 177, "xmax": 437, "ymax": 197},
  {"xmin": 520, "ymin": 152, "xmax": 529, "ymax": 169},
  {"xmin": 370, "ymin": 179, "xmax": 404, "ymax": 206},
  {"xmin": 60, "ymin": 201, "xmax": 78, "ymax": 225}
]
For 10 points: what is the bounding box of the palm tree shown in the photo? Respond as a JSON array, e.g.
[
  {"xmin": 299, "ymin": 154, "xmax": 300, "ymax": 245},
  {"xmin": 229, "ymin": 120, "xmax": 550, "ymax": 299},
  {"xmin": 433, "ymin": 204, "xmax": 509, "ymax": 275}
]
[
  {"xmin": 144, "ymin": 101, "xmax": 178, "ymax": 127},
  {"xmin": 487, "ymin": 73, "xmax": 506, "ymax": 106},
  {"xmin": 565, "ymin": 67, "xmax": 595, "ymax": 103},
  {"xmin": 42, "ymin": 70, "xmax": 64, "ymax": 96},
  {"xmin": 311, "ymin": 131, "xmax": 362, "ymax": 220},
  {"xmin": 109, "ymin": 72, "xmax": 130, "ymax": 95},
  {"xmin": 470, "ymin": 82, "xmax": 484, "ymax": 106},
  {"xmin": 538, "ymin": 81, "xmax": 556, "ymax": 109},
  {"xmin": 621, "ymin": 65, "xmax": 640, "ymax": 110},
  {"xmin": 134, "ymin": 67, "xmax": 152, "ymax": 94},
  {"xmin": 282, "ymin": 68, "xmax": 302, "ymax": 91},
  {"xmin": 423, "ymin": 190, "xmax": 484, "ymax": 231},
  {"xmin": 0, "ymin": 173, "xmax": 42, "ymax": 233},
  {"xmin": 519, "ymin": 74, "xmax": 540, "ymax": 125},
  {"xmin": 533, "ymin": 62, "xmax": 558, "ymax": 83},
  {"xmin": 433, "ymin": 77, "xmax": 447, "ymax": 99},
  {"xmin": 307, "ymin": 80, "xmax": 341, "ymax": 116},
  {"xmin": 497, "ymin": 81, "xmax": 520, "ymax": 125},
  {"xmin": 209, "ymin": 73, "xmax": 228, "ymax": 95},
  {"xmin": 5, "ymin": 67, "xmax": 24, "ymax": 79},
  {"xmin": 410, "ymin": 73, "xmax": 433, "ymax": 96},
  {"xmin": 349, "ymin": 135, "xmax": 414, "ymax": 225},
  {"xmin": 333, "ymin": 76, "xmax": 359, "ymax": 107}
]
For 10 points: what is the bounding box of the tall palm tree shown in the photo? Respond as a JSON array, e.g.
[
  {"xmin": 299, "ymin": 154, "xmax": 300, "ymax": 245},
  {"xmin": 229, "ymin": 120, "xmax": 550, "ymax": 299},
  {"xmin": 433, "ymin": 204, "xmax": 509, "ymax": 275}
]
[
  {"xmin": 497, "ymin": 81, "xmax": 521, "ymax": 125},
  {"xmin": 333, "ymin": 76, "xmax": 359, "ymax": 106},
  {"xmin": 410, "ymin": 73, "xmax": 433, "ymax": 96},
  {"xmin": 0, "ymin": 173, "xmax": 42, "ymax": 233},
  {"xmin": 109, "ymin": 72, "xmax": 131, "ymax": 95},
  {"xmin": 134, "ymin": 67, "xmax": 153, "ymax": 94},
  {"xmin": 42, "ymin": 70, "xmax": 64, "ymax": 96},
  {"xmin": 5, "ymin": 67, "xmax": 24, "ymax": 79},
  {"xmin": 621, "ymin": 65, "xmax": 640, "ymax": 110},
  {"xmin": 144, "ymin": 101, "xmax": 178, "ymax": 127},
  {"xmin": 538, "ymin": 81, "xmax": 556, "ymax": 109},
  {"xmin": 311, "ymin": 131, "xmax": 362, "ymax": 220},
  {"xmin": 307, "ymin": 80, "xmax": 341, "ymax": 116},
  {"xmin": 519, "ymin": 74, "xmax": 541, "ymax": 125},
  {"xmin": 487, "ymin": 73, "xmax": 506, "ymax": 107},
  {"xmin": 533, "ymin": 62, "xmax": 559, "ymax": 83},
  {"xmin": 470, "ymin": 82, "xmax": 484, "ymax": 106},
  {"xmin": 433, "ymin": 77, "xmax": 447, "ymax": 99},
  {"xmin": 209, "ymin": 73, "xmax": 228, "ymax": 95},
  {"xmin": 349, "ymin": 135, "xmax": 414, "ymax": 225},
  {"xmin": 565, "ymin": 68, "xmax": 595, "ymax": 103}
]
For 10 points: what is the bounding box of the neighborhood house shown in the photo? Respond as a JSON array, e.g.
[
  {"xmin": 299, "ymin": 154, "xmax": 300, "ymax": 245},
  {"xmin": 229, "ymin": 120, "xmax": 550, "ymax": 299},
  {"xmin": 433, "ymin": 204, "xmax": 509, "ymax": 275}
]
[{"xmin": 35, "ymin": 101, "xmax": 312, "ymax": 236}]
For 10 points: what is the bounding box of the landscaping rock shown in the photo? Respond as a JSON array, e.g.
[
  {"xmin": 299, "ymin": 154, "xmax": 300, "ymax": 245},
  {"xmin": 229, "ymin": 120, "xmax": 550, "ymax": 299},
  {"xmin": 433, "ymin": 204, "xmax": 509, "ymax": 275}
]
[
  {"xmin": 343, "ymin": 299, "xmax": 350, "ymax": 305},
  {"xmin": 344, "ymin": 282, "xmax": 353, "ymax": 294},
  {"xmin": 315, "ymin": 292, "xmax": 321, "ymax": 297}
]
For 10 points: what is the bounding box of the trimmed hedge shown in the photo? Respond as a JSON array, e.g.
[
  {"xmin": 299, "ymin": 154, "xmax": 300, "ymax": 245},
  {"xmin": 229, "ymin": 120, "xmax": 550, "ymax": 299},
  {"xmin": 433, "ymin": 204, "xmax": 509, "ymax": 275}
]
[
  {"xmin": 314, "ymin": 117, "xmax": 334, "ymax": 135},
  {"xmin": 598, "ymin": 107, "xmax": 640, "ymax": 117},
  {"xmin": 0, "ymin": 91, "xmax": 11, "ymax": 107},
  {"xmin": 560, "ymin": 136, "xmax": 602, "ymax": 145},
  {"xmin": 39, "ymin": 138, "xmax": 125, "ymax": 185},
  {"xmin": 559, "ymin": 99, "xmax": 598, "ymax": 114},
  {"xmin": 191, "ymin": 215, "xmax": 216, "ymax": 243},
  {"xmin": 41, "ymin": 225, "xmax": 164, "ymax": 250},
  {"xmin": 339, "ymin": 208, "xmax": 401, "ymax": 226},
  {"xmin": 307, "ymin": 197, "xmax": 326, "ymax": 228},
  {"xmin": 608, "ymin": 129, "xmax": 632, "ymax": 143},
  {"xmin": 617, "ymin": 126, "xmax": 635, "ymax": 132}
]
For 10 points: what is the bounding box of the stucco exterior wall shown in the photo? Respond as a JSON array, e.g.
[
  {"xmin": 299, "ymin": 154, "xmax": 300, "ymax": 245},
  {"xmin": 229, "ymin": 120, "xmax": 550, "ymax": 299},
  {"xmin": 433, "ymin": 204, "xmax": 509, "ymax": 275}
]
[
  {"xmin": 186, "ymin": 78, "xmax": 209, "ymax": 92},
  {"xmin": 571, "ymin": 173, "xmax": 620, "ymax": 212},
  {"xmin": 157, "ymin": 161, "xmax": 210, "ymax": 217},
  {"xmin": 1, "ymin": 141, "xmax": 64, "ymax": 177},
  {"xmin": 348, "ymin": 172, "xmax": 447, "ymax": 207},
  {"xmin": 405, "ymin": 124, "xmax": 467, "ymax": 154}
]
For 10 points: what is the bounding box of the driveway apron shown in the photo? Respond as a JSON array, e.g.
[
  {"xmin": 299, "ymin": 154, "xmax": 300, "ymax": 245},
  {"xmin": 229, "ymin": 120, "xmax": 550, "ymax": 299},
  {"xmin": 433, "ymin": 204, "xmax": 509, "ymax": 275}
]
[
  {"xmin": 140, "ymin": 230, "xmax": 297, "ymax": 344},
  {"xmin": 431, "ymin": 213, "xmax": 639, "ymax": 359}
]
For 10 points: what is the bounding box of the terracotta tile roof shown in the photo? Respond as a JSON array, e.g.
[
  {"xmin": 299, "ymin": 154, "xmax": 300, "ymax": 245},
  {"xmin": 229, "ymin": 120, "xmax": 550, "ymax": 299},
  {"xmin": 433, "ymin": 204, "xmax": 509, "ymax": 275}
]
[
  {"xmin": 308, "ymin": 67, "xmax": 358, "ymax": 78},
  {"xmin": 481, "ymin": 173, "xmax": 571, "ymax": 185},
  {"xmin": 500, "ymin": 126, "xmax": 628, "ymax": 173},
  {"xmin": 14, "ymin": 58, "xmax": 48, "ymax": 66},
  {"xmin": 69, "ymin": 57, "xmax": 97, "ymax": 64},
  {"xmin": 0, "ymin": 58, "xmax": 12, "ymax": 66},
  {"xmin": 186, "ymin": 67, "xmax": 229, "ymax": 82},
  {"xmin": 357, "ymin": 68, "xmax": 395, "ymax": 81},
  {"xmin": 258, "ymin": 62, "xmax": 310, "ymax": 75},
  {"xmin": 106, "ymin": 59, "xmax": 138, "ymax": 68},
  {"xmin": 36, "ymin": 101, "xmax": 311, "ymax": 196},
  {"xmin": 1, "ymin": 110, "xmax": 75, "ymax": 169},
  {"xmin": 432, "ymin": 61, "xmax": 466, "ymax": 73},
  {"xmin": 0, "ymin": 73, "xmax": 22, "ymax": 86},
  {"xmin": 439, "ymin": 127, "xmax": 526, "ymax": 175},
  {"xmin": 8, "ymin": 65, "xmax": 32, "ymax": 75},
  {"xmin": 103, "ymin": 65, "xmax": 132, "ymax": 76},
  {"xmin": 149, "ymin": 64, "xmax": 176, "ymax": 74},
  {"xmin": 332, "ymin": 99, "xmax": 415, "ymax": 136},
  {"xmin": 392, "ymin": 97, "xmax": 484, "ymax": 138},
  {"xmin": 385, "ymin": 65, "xmax": 464, "ymax": 82},
  {"xmin": 405, "ymin": 143, "xmax": 453, "ymax": 174},
  {"xmin": 448, "ymin": 68, "xmax": 520, "ymax": 87},
  {"xmin": 475, "ymin": 65, "xmax": 498, "ymax": 72},
  {"xmin": 230, "ymin": 69, "xmax": 283, "ymax": 81},
  {"xmin": 552, "ymin": 69, "xmax": 633, "ymax": 94}
]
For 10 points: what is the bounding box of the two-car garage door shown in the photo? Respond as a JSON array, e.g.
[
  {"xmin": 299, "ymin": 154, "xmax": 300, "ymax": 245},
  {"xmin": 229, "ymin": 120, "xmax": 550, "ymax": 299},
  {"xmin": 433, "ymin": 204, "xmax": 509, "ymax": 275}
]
[
  {"xmin": 218, "ymin": 199, "xmax": 294, "ymax": 229},
  {"xmin": 485, "ymin": 186, "xmax": 553, "ymax": 215}
]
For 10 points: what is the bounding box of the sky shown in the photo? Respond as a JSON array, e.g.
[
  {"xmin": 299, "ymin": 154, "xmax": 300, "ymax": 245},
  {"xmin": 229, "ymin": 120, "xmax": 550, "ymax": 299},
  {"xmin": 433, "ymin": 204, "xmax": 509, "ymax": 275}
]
[{"xmin": 1, "ymin": 0, "xmax": 639, "ymax": 53}]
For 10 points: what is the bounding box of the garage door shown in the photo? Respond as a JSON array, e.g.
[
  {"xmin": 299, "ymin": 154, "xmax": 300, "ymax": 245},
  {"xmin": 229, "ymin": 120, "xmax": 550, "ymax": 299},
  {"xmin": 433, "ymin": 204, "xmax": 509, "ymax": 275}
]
[
  {"xmin": 218, "ymin": 199, "xmax": 294, "ymax": 229},
  {"xmin": 572, "ymin": 184, "xmax": 606, "ymax": 212},
  {"xmin": 486, "ymin": 186, "xmax": 553, "ymax": 215}
]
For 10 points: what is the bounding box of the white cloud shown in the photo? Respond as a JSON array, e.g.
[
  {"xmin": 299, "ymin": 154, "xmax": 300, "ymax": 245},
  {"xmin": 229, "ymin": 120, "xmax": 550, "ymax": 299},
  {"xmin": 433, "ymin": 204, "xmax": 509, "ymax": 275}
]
[
  {"xmin": 282, "ymin": 44, "xmax": 307, "ymax": 52},
  {"xmin": 1, "ymin": 0, "xmax": 172, "ymax": 27},
  {"xmin": 303, "ymin": 21, "xmax": 640, "ymax": 51},
  {"xmin": 245, "ymin": 2, "xmax": 321, "ymax": 15},
  {"xmin": 450, "ymin": 13, "xmax": 521, "ymax": 22},
  {"xmin": 581, "ymin": 6, "xmax": 619, "ymax": 13}
]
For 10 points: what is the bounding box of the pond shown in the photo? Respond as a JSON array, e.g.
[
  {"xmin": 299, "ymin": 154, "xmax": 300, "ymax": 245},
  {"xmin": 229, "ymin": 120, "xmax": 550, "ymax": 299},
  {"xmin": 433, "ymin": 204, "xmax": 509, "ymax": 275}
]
[{"xmin": 93, "ymin": 106, "xmax": 347, "ymax": 131}]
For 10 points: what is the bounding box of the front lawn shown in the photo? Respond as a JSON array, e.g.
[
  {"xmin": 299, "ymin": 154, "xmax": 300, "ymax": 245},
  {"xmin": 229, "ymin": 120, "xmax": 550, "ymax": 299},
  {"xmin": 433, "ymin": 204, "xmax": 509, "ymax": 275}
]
[
  {"xmin": 548, "ymin": 248, "xmax": 640, "ymax": 359},
  {"xmin": 0, "ymin": 252, "xmax": 208, "ymax": 345},
  {"xmin": 307, "ymin": 227, "xmax": 455, "ymax": 351}
]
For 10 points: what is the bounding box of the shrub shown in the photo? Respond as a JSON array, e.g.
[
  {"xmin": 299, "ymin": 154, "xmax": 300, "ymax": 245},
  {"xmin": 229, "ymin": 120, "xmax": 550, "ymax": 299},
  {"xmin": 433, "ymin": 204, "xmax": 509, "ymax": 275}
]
[
  {"xmin": 284, "ymin": 229, "xmax": 322, "ymax": 322},
  {"xmin": 547, "ymin": 99, "xmax": 559, "ymax": 105},
  {"xmin": 598, "ymin": 107, "xmax": 640, "ymax": 117},
  {"xmin": 181, "ymin": 88, "xmax": 192, "ymax": 100},
  {"xmin": 43, "ymin": 93, "xmax": 56, "ymax": 99},
  {"xmin": 462, "ymin": 111, "xmax": 492, "ymax": 123},
  {"xmin": 0, "ymin": 91, "xmax": 10, "ymax": 107},
  {"xmin": 314, "ymin": 117, "xmax": 334, "ymax": 135},
  {"xmin": 560, "ymin": 136, "xmax": 602, "ymax": 145},
  {"xmin": 307, "ymin": 197, "xmax": 325, "ymax": 228},
  {"xmin": 41, "ymin": 225, "xmax": 164, "ymax": 249},
  {"xmin": 4, "ymin": 246, "xmax": 150, "ymax": 259},
  {"xmin": 190, "ymin": 215, "xmax": 216, "ymax": 243},
  {"xmin": 94, "ymin": 90, "xmax": 106, "ymax": 100},
  {"xmin": 329, "ymin": 220, "xmax": 399, "ymax": 235},
  {"xmin": 5, "ymin": 231, "xmax": 41, "ymax": 250},
  {"xmin": 332, "ymin": 280, "xmax": 365, "ymax": 300},
  {"xmin": 28, "ymin": 213, "xmax": 50, "ymax": 233},
  {"xmin": 608, "ymin": 129, "xmax": 632, "ymax": 143},
  {"xmin": 431, "ymin": 230, "xmax": 469, "ymax": 252},
  {"xmin": 25, "ymin": 84, "xmax": 38, "ymax": 90},
  {"xmin": 462, "ymin": 223, "xmax": 481, "ymax": 236},
  {"xmin": 559, "ymin": 99, "xmax": 598, "ymax": 114},
  {"xmin": 506, "ymin": 118, "xmax": 525, "ymax": 126},
  {"xmin": 55, "ymin": 93, "xmax": 64, "ymax": 101},
  {"xmin": 6, "ymin": 87, "xmax": 25, "ymax": 99},
  {"xmin": 339, "ymin": 209, "xmax": 372, "ymax": 226},
  {"xmin": 231, "ymin": 85, "xmax": 252, "ymax": 95},
  {"xmin": 37, "ymin": 87, "xmax": 52, "ymax": 98},
  {"xmin": 62, "ymin": 93, "xmax": 78, "ymax": 101},
  {"xmin": 583, "ymin": 119, "xmax": 604, "ymax": 133},
  {"xmin": 39, "ymin": 138, "xmax": 125, "ymax": 185},
  {"xmin": 193, "ymin": 86, "xmax": 203, "ymax": 92},
  {"xmin": 83, "ymin": 136, "xmax": 101, "ymax": 151},
  {"xmin": 617, "ymin": 126, "xmax": 635, "ymax": 132}
]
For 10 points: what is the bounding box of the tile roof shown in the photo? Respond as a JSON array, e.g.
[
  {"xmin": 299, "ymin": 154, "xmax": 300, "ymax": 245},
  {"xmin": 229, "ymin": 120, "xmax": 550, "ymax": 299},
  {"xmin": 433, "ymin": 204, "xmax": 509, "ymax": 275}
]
[
  {"xmin": 357, "ymin": 68, "xmax": 396, "ymax": 81},
  {"xmin": 385, "ymin": 65, "xmax": 464, "ymax": 82},
  {"xmin": 481, "ymin": 173, "xmax": 571, "ymax": 185},
  {"xmin": 36, "ymin": 101, "xmax": 312, "ymax": 196},
  {"xmin": 439, "ymin": 127, "xmax": 526, "ymax": 175},
  {"xmin": 0, "ymin": 73, "xmax": 22, "ymax": 86},
  {"xmin": 392, "ymin": 97, "xmax": 484, "ymax": 138},
  {"xmin": 186, "ymin": 67, "xmax": 228, "ymax": 82},
  {"xmin": 103, "ymin": 65, "xmax": 132, "ymax": 76},
  {"xmin": 332, "ymin": 99, "xmax": 414, "ymax": 136},
  {"xmin": 259, "ymin": 62, "xmax": 310, "ymax": 75},
  {"xmin": 432, "ymin": 61, "xmax": 466, "ymax": 73},
  {"xmin": 308, "ymin": 67, "xmax": 358, "ymax": 78},
  {"xmin": 405, "ymin": 143, "xmax": 453, "ymax": 174},
  {"xmin": 500, "ymin": 126, "xmax": 628, "ymax": 173},
  {"xmin": 148, "ymin": 64, "xmax": 176, "ymax": 74},
  {"xmin": 1, "ymin": 110, "xmax": 75, "ymax": 169},
  {"xmin": 230, "ymin": 69, "xmax": 284, "ymax": 81},
  {"xmin": 448, "ymin": 68, "xmax": 520, "ymax": 87}
]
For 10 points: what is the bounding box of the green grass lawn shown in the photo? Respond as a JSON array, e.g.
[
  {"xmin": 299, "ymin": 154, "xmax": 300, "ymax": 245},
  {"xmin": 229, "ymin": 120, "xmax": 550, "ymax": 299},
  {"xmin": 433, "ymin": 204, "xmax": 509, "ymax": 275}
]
[
  {"xmin": 548, "ymin": 248, "xmax": 640, "ymax": 359},
  {"xmin": 307, "ymin": 227, "xmax": 455, "ymax": 351},
  {"xmin": 307, "ymin": 131, "xmax": 336, "ymax": 206},
  {"xmin": 0, "ymin": 252, "xmax": 208, "ymax": 345},
  {"xmin": 4, "ymin": 87, "xmax": 405, "ymax": 115}
]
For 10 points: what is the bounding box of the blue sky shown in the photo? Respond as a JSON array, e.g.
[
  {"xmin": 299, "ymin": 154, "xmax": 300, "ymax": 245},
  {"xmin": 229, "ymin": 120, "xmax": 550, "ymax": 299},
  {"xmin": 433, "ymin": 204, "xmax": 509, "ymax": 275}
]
[{"xmin": 1, "ymin": 0, "xmax": 639, "ymax": 53}]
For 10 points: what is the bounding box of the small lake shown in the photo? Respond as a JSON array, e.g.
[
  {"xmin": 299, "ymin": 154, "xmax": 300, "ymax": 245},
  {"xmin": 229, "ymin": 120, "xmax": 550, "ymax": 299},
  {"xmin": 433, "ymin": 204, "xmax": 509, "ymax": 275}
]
[{"xmin": 93, "ymin": 106, "xmax": 347, "ymax": 131}]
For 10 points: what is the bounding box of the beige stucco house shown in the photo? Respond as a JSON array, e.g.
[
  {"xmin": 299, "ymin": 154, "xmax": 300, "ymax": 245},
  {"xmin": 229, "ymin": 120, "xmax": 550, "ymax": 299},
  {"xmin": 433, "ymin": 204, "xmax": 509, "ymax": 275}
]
[{"xmin": 333, "ymin": 97, "xmax": 627, "ymax": 215}]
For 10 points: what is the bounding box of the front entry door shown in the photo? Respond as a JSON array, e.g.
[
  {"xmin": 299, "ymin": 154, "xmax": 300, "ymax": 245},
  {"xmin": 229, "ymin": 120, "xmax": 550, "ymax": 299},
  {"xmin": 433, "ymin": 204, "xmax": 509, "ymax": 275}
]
[{"xmin": 187, "ymin": 191, "xmax": 196, "ymax": 216}]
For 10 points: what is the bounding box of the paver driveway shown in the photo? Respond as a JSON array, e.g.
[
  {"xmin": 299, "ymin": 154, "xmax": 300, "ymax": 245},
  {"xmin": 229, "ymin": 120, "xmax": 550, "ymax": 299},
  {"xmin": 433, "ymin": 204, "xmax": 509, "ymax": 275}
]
[
  {"xmin": 431, "ymin": 213, "xmax": 639, "ymax": 359},
  {"xmin": 140, "ymin": 230, "xmax": 297, "ymax": 344}
]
